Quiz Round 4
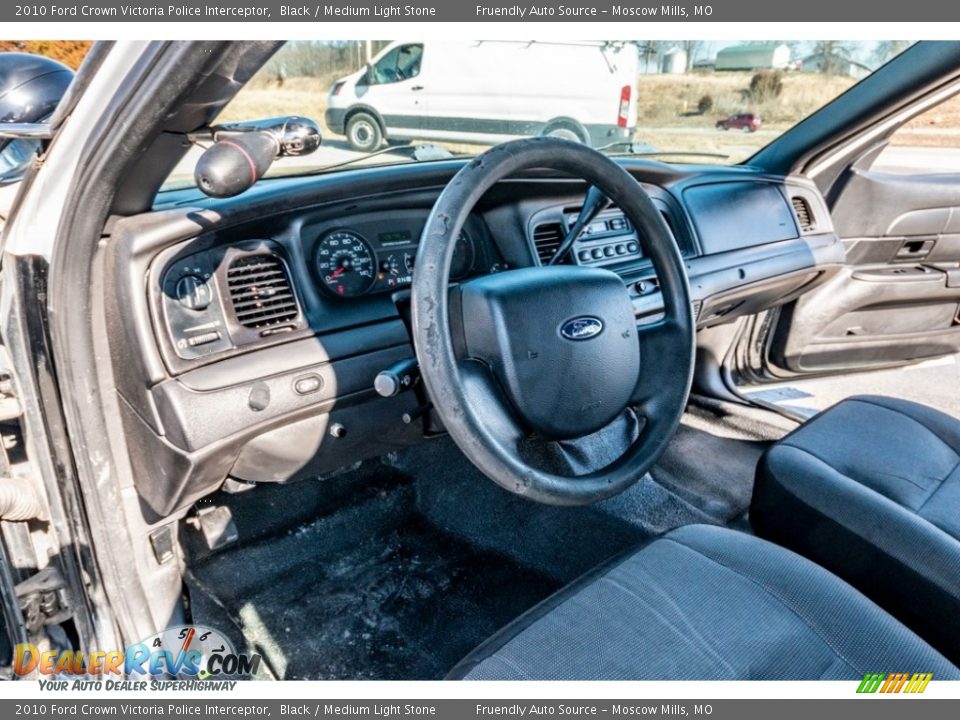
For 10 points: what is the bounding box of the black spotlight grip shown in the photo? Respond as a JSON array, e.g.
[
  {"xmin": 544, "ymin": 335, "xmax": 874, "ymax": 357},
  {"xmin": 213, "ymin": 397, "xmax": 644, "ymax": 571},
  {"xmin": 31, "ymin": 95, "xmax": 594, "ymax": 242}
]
[{"xmin": 193, "ymin": 131, "xmax": 280, "ymax": 198}]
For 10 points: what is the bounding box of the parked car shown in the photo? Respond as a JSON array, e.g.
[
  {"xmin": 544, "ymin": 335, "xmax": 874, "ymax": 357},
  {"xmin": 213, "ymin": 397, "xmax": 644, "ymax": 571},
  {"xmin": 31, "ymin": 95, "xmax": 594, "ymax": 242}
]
[
  {"xmin": 325, "ymin": 40, "xmax": 639, "ymax": 151},
  {"xmin": 716, "ymin": 111, "xmax": 762, "ymax": 132}
]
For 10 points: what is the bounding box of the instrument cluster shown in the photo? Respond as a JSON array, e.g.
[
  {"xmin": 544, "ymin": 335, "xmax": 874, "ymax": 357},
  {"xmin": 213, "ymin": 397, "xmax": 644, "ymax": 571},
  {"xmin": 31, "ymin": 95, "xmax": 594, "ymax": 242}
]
[{"xmin": 309, "ymin": 218, "xmax": 477, "ymax": 299}]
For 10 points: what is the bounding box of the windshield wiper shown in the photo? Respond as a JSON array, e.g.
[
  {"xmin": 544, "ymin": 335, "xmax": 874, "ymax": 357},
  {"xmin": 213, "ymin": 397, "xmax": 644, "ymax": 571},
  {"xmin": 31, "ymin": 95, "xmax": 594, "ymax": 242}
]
[
  {"xmin": 307, "ymin": 143, "xmax": 467, "ymax": 174},
  {"xmin": 596, "ymin": 140, "xmax": 730, "ymax": 161}
]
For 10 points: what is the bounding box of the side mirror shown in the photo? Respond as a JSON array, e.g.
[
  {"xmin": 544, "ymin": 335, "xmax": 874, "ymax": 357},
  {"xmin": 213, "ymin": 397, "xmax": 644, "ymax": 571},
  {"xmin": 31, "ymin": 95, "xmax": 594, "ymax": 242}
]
[{"xmin": 193, "ymin": 116, "xmax": 321, "ymax": 197}]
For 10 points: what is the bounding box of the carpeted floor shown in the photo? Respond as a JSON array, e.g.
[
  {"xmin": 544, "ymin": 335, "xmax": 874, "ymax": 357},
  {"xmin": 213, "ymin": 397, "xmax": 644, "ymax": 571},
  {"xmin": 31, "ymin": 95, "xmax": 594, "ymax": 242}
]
[
  {"xmin": 183, "ymin": 401, "xmax": 788, "ymax": 680},
  {"xmin": 186, "ymin": 483, "xmax": 560, "ymax": 680},
  {"xmin": 649, "ymin": 422, "xmax": 768, "ymax": 523}
]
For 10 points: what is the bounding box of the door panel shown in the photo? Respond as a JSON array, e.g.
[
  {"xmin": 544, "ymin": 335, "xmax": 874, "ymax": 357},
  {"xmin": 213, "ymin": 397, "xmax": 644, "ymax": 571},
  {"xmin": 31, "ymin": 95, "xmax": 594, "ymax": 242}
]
[{"xmin": 766, "ymin": 167, "xmax": 960, "ymax": 376}]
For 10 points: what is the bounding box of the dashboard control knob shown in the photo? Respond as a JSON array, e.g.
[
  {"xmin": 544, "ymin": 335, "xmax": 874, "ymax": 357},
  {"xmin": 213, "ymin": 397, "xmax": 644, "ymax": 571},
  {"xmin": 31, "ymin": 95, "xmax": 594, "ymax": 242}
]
[
  {"xmin": 375, "ymin": 374, "xmax": 400, "ymax": 398},
  {"xmin": 615, "ymin": 244, "xmax": 626, "ymax": 255},
  {"xmin": 175, "ymin": 274, "xmax": 212, "ymax": 311},
  {"xmin": 591, "ymin": 248, "xmax": 603, "ymax": 259},
  {"xmin": 577, "ymin": 251, "xmax": 590, "ymax": 262},
  {"xmin": 627, "ymin": 242, "xmax": 639, "ymax": 253},
  {"xmin": 374, "ymin": 358, "xmax": 420, "ymax": 397},
  {"xmin": 603, "ymin": 246, "xmax": 615, "ymax": 257},
  {"xmin": 329, "ymin": 423, "xmax": 347, "ymax": 439}
]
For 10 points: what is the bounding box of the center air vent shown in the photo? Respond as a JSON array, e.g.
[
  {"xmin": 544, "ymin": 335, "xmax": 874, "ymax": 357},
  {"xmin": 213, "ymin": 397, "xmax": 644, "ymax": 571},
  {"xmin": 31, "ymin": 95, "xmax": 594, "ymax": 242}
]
[
  {"xmin": 226, "ymin": 253, "xmax": 300, "ymax": 330},
  {"xmin": 532, "ymin": 222, "xmax": 566, "ymax": 264},
  {"xmin": 791, "ymin": 196, "xmax": 816, "ymax": 233}
]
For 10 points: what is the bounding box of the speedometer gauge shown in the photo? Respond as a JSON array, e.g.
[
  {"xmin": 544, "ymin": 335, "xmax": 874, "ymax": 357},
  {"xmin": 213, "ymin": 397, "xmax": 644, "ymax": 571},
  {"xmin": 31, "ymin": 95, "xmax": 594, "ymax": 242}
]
[
  {"xmin": 450, "ymin": 230, "xmax": 475, "ymax": 281},
  {"xmin": 315, "ymin": 230, "xmax": 377, "ymax": 297}
]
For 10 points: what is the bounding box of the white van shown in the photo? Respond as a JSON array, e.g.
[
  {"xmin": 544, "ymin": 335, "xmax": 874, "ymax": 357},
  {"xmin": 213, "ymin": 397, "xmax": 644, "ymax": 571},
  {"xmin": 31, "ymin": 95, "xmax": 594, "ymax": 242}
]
[{"xmin": 325, "ymin": 41, "xmax": 639, "ymax": 152}]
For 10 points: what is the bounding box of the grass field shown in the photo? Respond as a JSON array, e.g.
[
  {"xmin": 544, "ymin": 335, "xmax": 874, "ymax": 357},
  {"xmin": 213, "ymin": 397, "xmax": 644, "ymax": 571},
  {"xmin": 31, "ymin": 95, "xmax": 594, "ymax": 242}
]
[
  {"xmin": 216, "ymin": 75, "xmax": 335, "ymax": 125},
  {"xmin": 636, "ymin": 71, "xmax": 857, "ymax": 130}
]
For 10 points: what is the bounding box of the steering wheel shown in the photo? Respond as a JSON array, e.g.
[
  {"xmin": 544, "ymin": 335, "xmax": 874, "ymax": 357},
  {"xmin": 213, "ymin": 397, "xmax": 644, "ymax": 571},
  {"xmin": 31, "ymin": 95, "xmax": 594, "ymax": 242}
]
[{"xmin": 411, "ymin": 137, "xmax": 695, "ymax": 506}]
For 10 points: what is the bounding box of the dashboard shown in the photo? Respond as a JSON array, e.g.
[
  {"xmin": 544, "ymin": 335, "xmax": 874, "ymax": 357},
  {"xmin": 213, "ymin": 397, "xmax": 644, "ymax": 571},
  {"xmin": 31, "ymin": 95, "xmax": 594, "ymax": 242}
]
[
  {"xmin": 106, "ymin": 159, "xmax": 845, "ymax": 517},
  {"xmin": 155, "ymin": 208, "xmax": 504, "ymax": 365}
]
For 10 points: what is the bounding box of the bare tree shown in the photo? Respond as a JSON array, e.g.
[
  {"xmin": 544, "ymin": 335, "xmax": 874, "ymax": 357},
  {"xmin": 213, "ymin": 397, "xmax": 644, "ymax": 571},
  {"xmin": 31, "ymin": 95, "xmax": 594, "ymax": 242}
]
[
  {"xmin": 812, "ymin": 41, "xmax": 854, "ymax": 75},
  {"xmin": 258, "ymin": 41, "xmax": 392, "ymax": 80},
  {"xmin": 637, "ymin": 41, "xmax": 658, "ymax": 73},
  {"xmin": 679, "ymin": 40, "xmax": 704, "ymax": 71}
]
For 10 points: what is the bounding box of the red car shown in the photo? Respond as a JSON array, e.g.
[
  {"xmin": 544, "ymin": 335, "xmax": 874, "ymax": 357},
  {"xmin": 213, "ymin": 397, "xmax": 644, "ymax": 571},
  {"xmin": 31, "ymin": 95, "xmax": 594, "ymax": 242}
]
[{"xmin": 716, "ymin": 112, "xmax": 762, "ymax": 132}]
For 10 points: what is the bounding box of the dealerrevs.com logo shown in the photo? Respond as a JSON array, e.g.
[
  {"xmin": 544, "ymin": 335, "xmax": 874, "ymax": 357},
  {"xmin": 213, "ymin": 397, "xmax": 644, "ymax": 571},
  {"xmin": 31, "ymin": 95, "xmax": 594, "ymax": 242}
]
[
  {"xmin": 857, "ymin": 672, "xmax": 934, "ymax": 694},
  {"xmin": 15, "ymin": 625, "xmax": 262, "ymax": 689}
]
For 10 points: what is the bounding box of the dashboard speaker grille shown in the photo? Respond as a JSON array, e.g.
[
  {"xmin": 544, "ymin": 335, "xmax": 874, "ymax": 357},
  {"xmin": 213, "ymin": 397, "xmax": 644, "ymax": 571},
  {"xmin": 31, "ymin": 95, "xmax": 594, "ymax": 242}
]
[
  {"xmin": 226, "ymin": 254, "xmax": 299, "ymax": 329},
  {"xmin": 791, "ymin": 196, "xmax": 816, "ymax": 232},
  {"xmin": 532, "ymin": 222, "xmax": 567, "ymax": 264}
]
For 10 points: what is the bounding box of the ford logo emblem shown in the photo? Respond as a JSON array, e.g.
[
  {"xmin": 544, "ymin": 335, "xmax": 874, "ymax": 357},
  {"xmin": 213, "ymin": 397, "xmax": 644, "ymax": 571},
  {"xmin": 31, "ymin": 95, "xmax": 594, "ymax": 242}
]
[{"xmin": 560, "ymin": 316, "xmax": 604, "ymax": 341}]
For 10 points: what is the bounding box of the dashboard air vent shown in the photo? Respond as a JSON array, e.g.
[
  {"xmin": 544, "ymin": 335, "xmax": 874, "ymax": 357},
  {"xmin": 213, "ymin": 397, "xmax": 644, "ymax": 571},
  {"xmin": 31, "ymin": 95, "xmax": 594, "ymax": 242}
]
[
  {"xmin": 226, "ymin": 253, "xmax": 299, "ymax": 329},
  {"xmin": 532, "ymin": 222, "xmax": 567, "ymax": 264},
  {"xmin": 791, "ymin": 196, "xmax": 816, "ymax": 233}
]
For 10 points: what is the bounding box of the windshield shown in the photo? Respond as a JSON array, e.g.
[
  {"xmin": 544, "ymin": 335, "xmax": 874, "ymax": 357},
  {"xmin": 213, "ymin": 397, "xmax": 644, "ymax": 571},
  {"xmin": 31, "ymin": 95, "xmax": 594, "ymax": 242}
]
[{"xmin": 161, "ymin": 40, "xmax": 913, "ymax": 191}]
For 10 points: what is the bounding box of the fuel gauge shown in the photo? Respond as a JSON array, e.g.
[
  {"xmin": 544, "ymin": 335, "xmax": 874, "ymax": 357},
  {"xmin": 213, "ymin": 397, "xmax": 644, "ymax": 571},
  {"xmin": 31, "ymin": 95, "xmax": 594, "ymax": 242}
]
[{"xmin": 378, "ymin": 251, "xmax": 414, "ymax": 288}]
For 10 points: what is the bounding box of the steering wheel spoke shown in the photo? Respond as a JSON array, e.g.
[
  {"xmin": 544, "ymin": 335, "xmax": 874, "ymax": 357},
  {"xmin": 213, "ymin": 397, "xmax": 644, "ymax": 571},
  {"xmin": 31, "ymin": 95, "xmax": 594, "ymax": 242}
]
[
  {"xmin": 631, "ymin": 316, "xmax": 693, "ymax": 417},
  {"xmin": 458, "ymin": 359, "xmax": 528, "ymax": 448}
]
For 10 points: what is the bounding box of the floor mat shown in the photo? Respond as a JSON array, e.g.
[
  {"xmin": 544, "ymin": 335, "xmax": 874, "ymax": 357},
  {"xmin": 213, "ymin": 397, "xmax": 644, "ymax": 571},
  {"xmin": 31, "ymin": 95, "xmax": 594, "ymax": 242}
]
[
  {"xmin": 187, "ymin": 501, "xmax": 560, "ymax": 680},
  {"xmin": 649, "ymin": 421, "xmax": 770, "ymax": 523}
]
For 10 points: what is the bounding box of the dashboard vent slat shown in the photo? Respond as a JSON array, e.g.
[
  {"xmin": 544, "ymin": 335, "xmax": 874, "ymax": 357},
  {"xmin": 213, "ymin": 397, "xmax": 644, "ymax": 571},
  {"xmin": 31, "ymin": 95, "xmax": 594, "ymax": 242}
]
[
  {"xmin": 231, "ymin": 293, "xmax": 296, "ymax": 311},
  {"xmin": 229, "ymin": 269, "xmax": 286, "ymax": 283},
  {"xmin": 227, "ymin": 253, "xmax": 300, "ymax": 330},
  {"xmin": 531, "ymin": 222, "xmax": 568, "ymax": 264},
  {"xmin": 791, "ymin": 196, "xmax": 816, "ymax": 233}
]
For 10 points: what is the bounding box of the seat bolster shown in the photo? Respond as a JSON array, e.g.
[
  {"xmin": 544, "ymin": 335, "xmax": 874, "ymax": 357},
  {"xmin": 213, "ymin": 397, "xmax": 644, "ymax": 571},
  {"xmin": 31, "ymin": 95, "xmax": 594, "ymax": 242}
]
[
  {"xmin": 919, "ymin": 462, "xmax": 960, "ymax": 540},
  {"xmin": 853, "ymin": 395, "xmax": 960, "ymax": 456},
  {"xmin": 753, "ymin": 443, "xmax": 960, "ymax": 666}
]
